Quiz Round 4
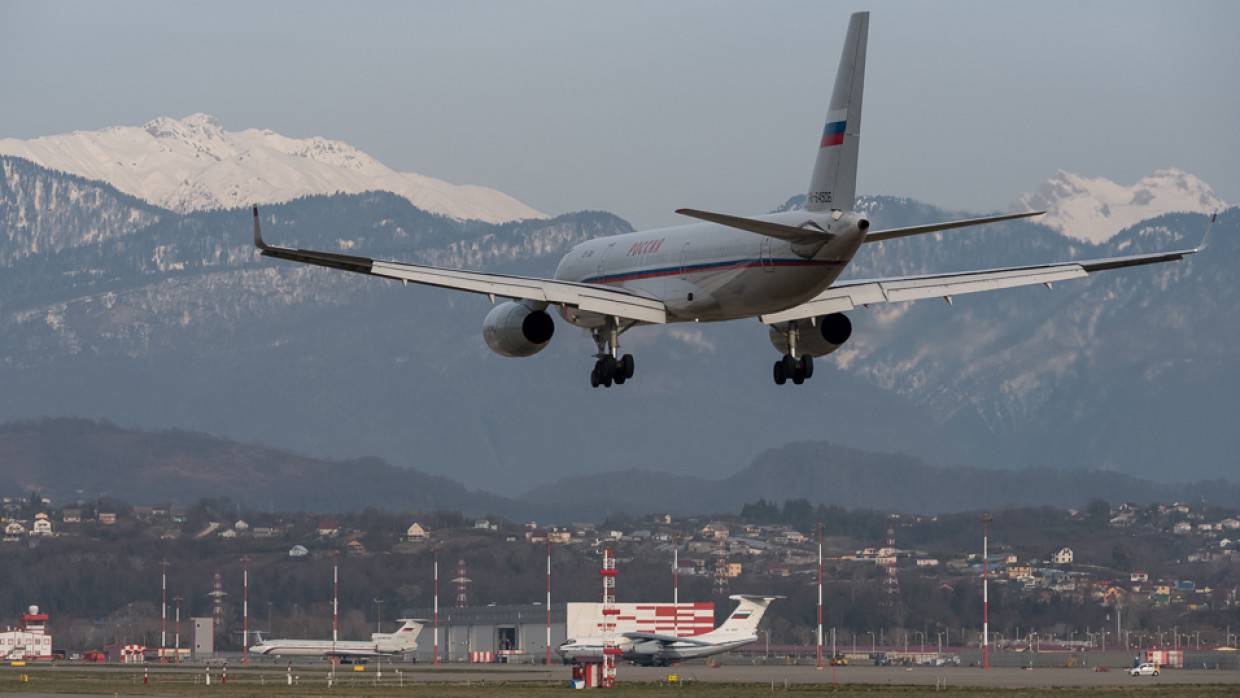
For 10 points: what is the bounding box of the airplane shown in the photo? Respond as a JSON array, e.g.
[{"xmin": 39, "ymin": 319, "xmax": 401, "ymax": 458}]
[
  {"xmin": 250, "ymin": 11, "xmax": 1211, "ymax": 388},
  {"xmin": 248, "ymin": 618, "xmax": 423, "ymax": 660},
  {"xmin": 557, "ymin": 594, "xmax": 780, "ymax": 666}
]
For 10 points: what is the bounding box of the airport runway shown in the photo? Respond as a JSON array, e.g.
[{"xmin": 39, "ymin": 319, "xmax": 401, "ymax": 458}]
[
  {"xmin": 11, "ymin": 661, "xmax": 1240, "ymax": 689},
  {"xmin": 622, "ymin": 663, "xmax": 1240, "ymax": 687}
]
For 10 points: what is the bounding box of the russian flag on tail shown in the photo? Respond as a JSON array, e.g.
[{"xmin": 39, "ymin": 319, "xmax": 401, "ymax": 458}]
[{"xmin": 820, "ymin": 120, "xmax": 846, "ymax": 148}]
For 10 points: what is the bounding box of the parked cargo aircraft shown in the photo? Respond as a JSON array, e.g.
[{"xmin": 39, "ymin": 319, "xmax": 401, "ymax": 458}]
[
  {"xmin": 557, "ymin": 594, "xmax": 780, "ymax": 666},
  {"xmin": 248, "ymin": 618, "xmax": 423, "ymax": 659},
  {"xmin": 252, "ymin": 11, "xmax": 1210, "ymax": 387}
]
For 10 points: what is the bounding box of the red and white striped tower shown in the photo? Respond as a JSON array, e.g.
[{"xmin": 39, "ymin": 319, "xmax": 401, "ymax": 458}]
[
  {"xmin": 672, "ymin": 541, "xmax": 680, "ymax": 638},
  {"xmin": 817, "ymin": 522, "xmax": 825, "ymax": 670},
  {"xmin": 545, "ymin": 540, "xmax": 552, "ymax": 665},
  {"xmin": 332, "ymin": 555, "xmax": 339, "ymax": 654},
  {"xmin": 981, "ymin": 512, "xmax": 992, "ymax": 670},
  {"xmin": 174, "ymin": 595, "xmax": 181, "ymax": 662},
  {"xmin": 600, "ymin": 547, "xmax": 620, "ymax": 688},
  {"xmin": 242, "ymin": 555, "xmax": 250, "ymax": 664},
  {"xmin": 160, "ymin": 559, "xmax": 168, "ymax": 653},
  {"xmin": 433, "ymin": 549, "xmax": 440, "ymax": 665}
]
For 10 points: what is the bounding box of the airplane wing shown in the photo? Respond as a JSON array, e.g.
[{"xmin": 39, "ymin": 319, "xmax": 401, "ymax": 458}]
[
  {"xmin": 251, "ymin": 207, "xmax": 666, "ymax": 325},
  {"xmin": 759, "ymin": 246, "xmax": 1203, "ymax": 325},
  {"xmin": 623, "ymin": 631, "xmax": 714, "ymax": 647}
]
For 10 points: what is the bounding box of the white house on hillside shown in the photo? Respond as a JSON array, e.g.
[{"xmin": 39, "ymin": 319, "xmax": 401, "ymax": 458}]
[
  {"xmin": 1052, "ymin": 547, "xmax": 1074, "ymax": 565},
  {"xmin": 406, "ymin": 522, "xmax": 429, "ymax": 542},
  {"xmin": 30, "ymin": 513, "xmax": 54, "ymax": 536}
]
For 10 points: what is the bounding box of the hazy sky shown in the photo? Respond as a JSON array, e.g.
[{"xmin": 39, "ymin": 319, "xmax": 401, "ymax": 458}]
[{"xmin": 2, "ymin": 1, "xmax": 1236, "ymax": 229}]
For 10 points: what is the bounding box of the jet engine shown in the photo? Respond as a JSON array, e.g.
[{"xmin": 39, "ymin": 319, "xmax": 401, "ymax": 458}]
[
  {"xmin": 768, "ymin": 313, "xmax": 852, "ymax": 357},
  {"xmin": 482, "ymin": 301, "xmax": 555, "ymax": 357}
]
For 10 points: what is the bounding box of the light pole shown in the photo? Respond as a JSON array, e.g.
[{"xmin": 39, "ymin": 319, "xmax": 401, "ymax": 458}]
[
  {"xmin": 374, "ymin": 598, "xmax": 384, "ymax": 634},
  {"xmin": 868, "ymin": 631, "xmax": 876, "ymax": 653},
  {"xmin": 980, "ymin": 512, "xmax": 992, "ymax": 670}
]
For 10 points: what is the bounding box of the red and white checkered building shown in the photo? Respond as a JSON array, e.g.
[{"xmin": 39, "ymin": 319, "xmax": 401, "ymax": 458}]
[{"xmin": 566, "ymin": 602, "xmax": 715, "ymax": 640}]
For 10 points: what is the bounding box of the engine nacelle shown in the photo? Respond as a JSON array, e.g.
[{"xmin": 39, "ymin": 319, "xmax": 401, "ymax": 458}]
[
  {"xmin": 483, "ymin": 301, "xmax": 555, "ymax": 357},
  {"xmin": 768, "ymin": 313, "xmax": 852, "ymax": 357}
]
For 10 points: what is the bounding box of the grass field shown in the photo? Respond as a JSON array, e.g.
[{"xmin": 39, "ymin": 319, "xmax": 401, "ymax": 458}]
[{"xmin": 4, "ymin": 667, "xmax": 1240, "ymax": 698}]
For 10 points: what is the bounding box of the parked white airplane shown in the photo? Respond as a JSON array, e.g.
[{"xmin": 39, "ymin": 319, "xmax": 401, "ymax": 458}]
[
  {"xmin": 558, "ymin": 594, "xmax": 780, "ymax": 666},
  {"xmin": 251, "ymin": 11, "xmax": 1210, "ymax": 387},
  {"xmin": 248, "ymin": 618, "xmax": 423, "ymax": 659}
]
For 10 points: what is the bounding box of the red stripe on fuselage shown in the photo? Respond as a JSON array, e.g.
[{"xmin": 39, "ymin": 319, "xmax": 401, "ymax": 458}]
[{"xmin": 587, "ymin": 258, "xmax": 841, "ymax": 285}]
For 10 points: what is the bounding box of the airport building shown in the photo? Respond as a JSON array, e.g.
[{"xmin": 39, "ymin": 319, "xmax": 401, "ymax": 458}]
[
  {"xmin": 0, "ymin": 606, "xmax": 53, "ymax": 660},
  {"xmin": 402, "ymin": 602, "xmax": 713, "ymax": 663}
]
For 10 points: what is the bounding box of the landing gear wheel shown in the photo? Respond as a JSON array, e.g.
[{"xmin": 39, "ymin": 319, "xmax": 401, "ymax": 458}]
[
  {"xmin": 792, "ymin": 370, "xmax": 805, "ymax": 385},
  {"xmin": 773, "ymin": 360, "xmax": 787, "ymax": 385},
  {"xmin": 800, "ymin": 355, "xmax": 814, "ymax": 379},
  {"xmin": 781, "ymin": 354, "xmax": 797, "ymax": 378},
  {"xmin": 620, "ymin": 354, "xmax": 635, "ymax": 379},
  {"xmin": 613, "ymin": 373, "xmax": 626, "ymax": 385},
  {"xmin": 590, "ymin": 365, "xmax": 601, "ymax": 388}
]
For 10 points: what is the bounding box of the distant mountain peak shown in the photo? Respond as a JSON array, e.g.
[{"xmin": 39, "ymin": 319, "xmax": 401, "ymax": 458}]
[
  {"xmin": 1015, "ymin": 168, "xmax": 1225, "ymax": 243},
  {"xmin": 0, "ymin": 114, "xmax": 547, "ymax": 224}
]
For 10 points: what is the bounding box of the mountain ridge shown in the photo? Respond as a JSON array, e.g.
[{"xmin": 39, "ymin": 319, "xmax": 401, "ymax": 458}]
[
  {"xmin": 6, "ymin": 419, "xmax": 1239, "ymax": 520},
  {"xmin": 0, "ymin": 115, "xmax": 546, "ymax": 223},
  {"xmin": 0, "ymin": 157, "xmax": 1237, "ymax": 491}
]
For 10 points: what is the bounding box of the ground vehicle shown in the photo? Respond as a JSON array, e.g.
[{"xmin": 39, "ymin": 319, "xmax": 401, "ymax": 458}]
[
  {"xmin": 1130, "ymin": 662, "xmax": 1160, "ymax": 676},
  {"xmin": 830, "ymin": 655, "xmax": 848, "ymax": 666}
]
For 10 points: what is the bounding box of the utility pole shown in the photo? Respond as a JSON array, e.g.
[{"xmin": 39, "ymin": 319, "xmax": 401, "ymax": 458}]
[
  {"xmin": 242, "ymin": 555, "xmax": 250, "ymax": 664},
  {"xmin": 981, "ymin": 512, "xmax": 992, "ymax": 671},
  {"xmin": 433, "ymin": 549, "xmax": 440, "ymax": 665},
  {"xmin": 545, "ymin": 540, "xmax": 552, "ymax": 666},
  {"xmin": 374, "ymin": 598, "xmax": 384, "ymax": 634},
  {"xmin": 174, "ymin": 595, "xmax": 182, "ymax": 662},
  {"xmin": 817, "ymin": 522, "xmax": 825, "ymax": 670},
  {"xmin": 673, "ymin": 538, "xmax": 680, "ymax": 638},
  {"xmin": 332, "ymin": 555, "xmax": 339, "ymax": 653},
  {"xmin": 160, "ymin": 559, "xmax": 169, "ymax": 653}
]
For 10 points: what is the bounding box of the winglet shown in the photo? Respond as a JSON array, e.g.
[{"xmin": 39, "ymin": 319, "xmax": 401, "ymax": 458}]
[
  {"xmin": 252, "ymin": 205, "xmax": 270, "ymax": 251},
  {"xmin": 1198, "ymin": 210, "xmax": 1218, "ymax": 252}
]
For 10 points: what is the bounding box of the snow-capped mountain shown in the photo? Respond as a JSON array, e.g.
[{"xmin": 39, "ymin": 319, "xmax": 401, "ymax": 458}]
[
  {"xmin": 0, "ymin": 113, "xmax": 546, "ymax": 224},
  {"xmin": 1015, "ymin": 168, "xmax": 1224, "ymax": 244}
]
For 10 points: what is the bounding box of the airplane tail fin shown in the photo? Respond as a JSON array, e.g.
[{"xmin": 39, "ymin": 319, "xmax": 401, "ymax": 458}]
[
  {"xmin": 700, "ymin": 595, "xmax": 781, "ymax": 640},
  {"xmin": 385, "ymin": 618, "xmax": 424, "ymax": 650},
  {"xmin": 806, "ymin": 11, "xmax": 869, "ymax": 213}
]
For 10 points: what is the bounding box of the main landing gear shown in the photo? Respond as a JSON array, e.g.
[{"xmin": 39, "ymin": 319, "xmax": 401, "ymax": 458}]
[
  {"xmin": 773, "ymin": 353, "xmax": 813, "ymax": 385},
  {"xmin": 772, "ymin": 321, "xmax": 815, "ymax": 386},
  {"xmin": 590, "ymin": 317, "xmax": 636, "ymax": 389}
]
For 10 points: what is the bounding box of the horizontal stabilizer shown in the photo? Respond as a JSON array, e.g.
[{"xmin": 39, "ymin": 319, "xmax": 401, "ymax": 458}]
[
  {"xmin": 864, "ymin": 210, "xmax": 1044, "ymax": 243},
  {"xmin": 675, "ymin": 208, "xmax": 831, "ymax": 243}
]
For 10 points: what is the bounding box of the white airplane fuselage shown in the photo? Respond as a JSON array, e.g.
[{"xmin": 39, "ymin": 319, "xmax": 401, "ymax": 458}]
[
  {"xmin": 554, "ymin": 210, "xmax": 866, "ymax": 328},
  {"xmin": 250, "ymin": 639, "xmax": 392, "ymax": 658}
]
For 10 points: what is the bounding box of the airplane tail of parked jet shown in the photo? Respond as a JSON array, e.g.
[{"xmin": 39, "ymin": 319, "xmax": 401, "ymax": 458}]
[
  {"xmin": 375, "ymin": 619, "xmax": 424, "ymax": 651},
  {"xmin": 695, "ymin": 595, "xmax": 781, "ymax": 642},
  {"xmin": 807, "ymin": 11, "xmax": 868, "ymax": 213}
]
